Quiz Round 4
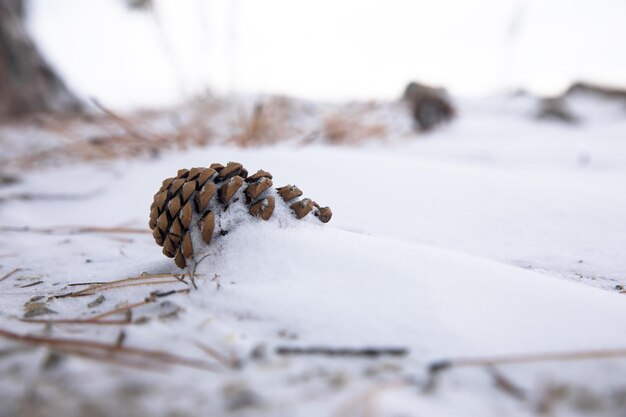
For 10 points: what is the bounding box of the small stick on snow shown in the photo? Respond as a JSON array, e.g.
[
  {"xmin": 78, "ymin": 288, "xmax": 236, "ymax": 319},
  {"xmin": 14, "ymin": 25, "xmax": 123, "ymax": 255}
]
[
  {"xmin": 23, "ymin": 289, "xmax": 189, "ymax": 325},
  {"xmin": 57, "ymin": 273, "xmax": 195, "ymax": 297},
  {"xmin": 189, "ymin": 253, "xmax": 213, "ymax": 290},
  {"xmin": 19, "ymin": 280, "xmax": 43, "ymax": 288},
  {"xmin": 195, "ymin": 341, "xmax": 240, "ymax": 369},
  {"xmin": 276, "ymin": 346, "xmax": 409, "ymax": 358},
  {"xmin": 20, "ymin": 318, "xmax": 130, "ymax": 325},
  {"xmin": 429, "ymin": 348, "xmax": 626, "ymax": 371},
  {"xmin": 0, "ymin": 268, "xmax": 21, "ymax": 283},
  {"xmin": 0, "ymin": 225, "xmax": 150, "ymax": 235},
  {"xmin": 0, "ymin": 328, "xmax": 218, "ymax": 372}
]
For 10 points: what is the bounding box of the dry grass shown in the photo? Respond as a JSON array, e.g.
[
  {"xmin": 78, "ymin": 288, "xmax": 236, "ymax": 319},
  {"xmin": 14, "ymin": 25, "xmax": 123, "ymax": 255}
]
[
  {"xmin": 231, "ymin": 96, "xmax": 299, "ymax": 146},
  {"xmin": 0, "ymin": 268, "xmax": 21, "ymax": 282},
  {"xmin": 21, "ymin": 288, "xmax": 191, "ymax": 325},
  {"xmin": 0, "ymin": 94, "xmax": 408, "ymax": 173},
  {"xmin": 0, "ymin": 327, "xmax": 218, "ymax": 372},
  {"xmin": 56, "ymin": 273, "xmax": 195, "ymax": 298},
  {"xmin": 0, "ymin": 99, "xmax": 219, "ymax": 171},
  {"xmin": 323, "ymin": 114, "xmax": 388, "ymax": 145},
  {"xmin": 0, "ymin": 225, "xmax": 150, "ymax": 235}
]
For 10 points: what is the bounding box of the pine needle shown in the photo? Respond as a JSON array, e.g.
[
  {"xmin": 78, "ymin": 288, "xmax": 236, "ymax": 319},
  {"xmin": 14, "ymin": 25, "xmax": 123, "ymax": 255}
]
[
  {"xmin": 0, "ymin": 268, "xmax": 21, "ymax": 282},
  {"xmin": 0, "ymin": 328, "xmax": 218, "ymax": 371}
]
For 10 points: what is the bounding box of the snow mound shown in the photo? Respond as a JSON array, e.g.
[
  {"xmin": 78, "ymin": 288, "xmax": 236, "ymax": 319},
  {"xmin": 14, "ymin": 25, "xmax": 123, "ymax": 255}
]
[{"xmin": 199, "ymin": 221, "xmax": 626, "ymax": 357}]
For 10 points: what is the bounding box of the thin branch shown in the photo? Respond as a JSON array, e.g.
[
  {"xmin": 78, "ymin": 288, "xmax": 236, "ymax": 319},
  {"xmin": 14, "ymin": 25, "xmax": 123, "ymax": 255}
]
[
  {"xmin": 0, "ymin": 328, "xmax": 217, "ymax": 371},
  {"xmin": 88, "ymin": 301, "xmax": 144, "ymax": 321},
  {"xmin": 0, "ymin": 191, "xmax": 101, "ymax": 204},
  {"xmin": 56, "ymin": 346, "xmax": 165, "ymax": 371},
  {"xmin": 58, "ymin": 273, "xmax": 195, "ymax": 297},
  {"xmin": 276, "ymin": 346, "xmax": 409, "ymax": 358},
  {"xmin": 20, "ymin": 318, "xmax": 130, "ymax": 325},
  {"xmin": 195, "ymin": 341, "xmax": 240, "ymax": 369},
  {"xmin": 0, "ymin": 268, "xmax": 21, "ymax": 282},
  {"xmin": 20, "ymin": 280, "xmax": 43, "ymax": 288},
  {"xmin": 91, "ymin": 98, "xmax": 169, "ymax": 144},
  {"xmin": 428, "ymin": 348, "xmax": 626, "ymax": 374},
  {"xmin": 0, "ymin": 225, "xmax": 149, "ymax": 235},
  {"xmin": 190, "ymin": 253, "xmax": 213, "ymax": 289},
  {"xmin": 23, "ymin": 289, "xmax": 189, "ymax": 325}
]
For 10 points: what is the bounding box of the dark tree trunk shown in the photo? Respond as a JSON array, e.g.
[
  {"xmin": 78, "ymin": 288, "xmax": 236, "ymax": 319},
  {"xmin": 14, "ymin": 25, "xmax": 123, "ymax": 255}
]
[{"xmin": 0, "ymin": 0, "xmax": 81, "ymax": 118}]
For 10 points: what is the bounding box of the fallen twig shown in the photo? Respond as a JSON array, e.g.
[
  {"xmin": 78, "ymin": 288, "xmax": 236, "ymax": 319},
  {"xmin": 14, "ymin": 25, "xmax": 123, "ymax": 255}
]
[
  {"xmin": 67, "ymin": 281, "xmax": 107, "ymax": 287},
  {"xmin": 424, "ymin": 347, "xmax": 626, "ymax": 392},
  {"xmin": 0, "ymin": 328, "xmax": 217, "ymax": 371},
  {"xmin": 0, "ymin": 225, "xmax": 149, "ymax": 235},
  {"xmin": 276, "ymin": 346, "xmax": 409, "ymax": 358},
  {"xmin": 20, "ymin": 317, "xmax": 130, "ymax": 325},
  {"xmin": 91, "ymin": 98, "xmax": 169, "ymax": 144},
  {"xmin": 19, "ymin": 280, "xmax": 43, "ymax": 288},
  {"xmin": 428, "ymin": 348, "xmax": 626, "ymax": 373},
  {"xmin": 23, "ymin": 289, "xmax": 189, "ymax": 325},
  {"xmin": 0, "ymin": 191, "xmax": 101, "ymax": 204},
  {"xmin": 87, "ymin": 299, "xmax": 151, "ymax": 322},
  {"xmin": 0, "ymin": 268, "xmax": 21, "ymax": 283},
  {"xmin": 195, "ymin": 341, "xmax": 241, "ymax": 369},
  {"xmin": 57, "ymin": 273, "xmax": 194, "ymax": 297}
]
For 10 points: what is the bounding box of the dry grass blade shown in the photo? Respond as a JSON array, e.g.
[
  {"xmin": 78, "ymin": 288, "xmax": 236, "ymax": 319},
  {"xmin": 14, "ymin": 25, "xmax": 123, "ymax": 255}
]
[
  {"xmin": 20, "ymin": 303, "xmax": 138, "ymax": 325},
  {"xmin": 59, "ymin": 273, "xmax": 194, "ymax": 297},
  {"xmin": 91, "ymin": 99, "xmax": 156, "ymax": 143},
  {"xmin": 87, "ymin": 299, "xmax": 151, "ymax": 322},
  {"xmin": 22, "ymin": 289, "xmax": 190, "ymax": 325},
  {"xmin": 20, "ymin": 318, "xmax": 130, "ymax": 325},
  {"xmin": 0, "ymin": 225, "xmax": 149, "ymax": 235},
  {"xmin": 55, "ymin": 346, "xmax": 166, "ymax": 371},
  {"xmin": 195, "ymin": 341, "xmax": 240, "ymax": 369},
  {"xmin": 276, "ymin": 346, "xmax": 408, "ymax": 358},
  {"xmin": 0, "ymin": 191, "xmax": 101, "ymax": 204},
  {"xmin": 19, "ymin": 280, "xmax": 43, "ymax": 288},
  {"xmin": 429, "ymin": 348, "xmax": 626, "ymax": 374},
  {"xmin": 69, "ymin": 280, "xmax": 184, "ymax": 296},
  {"xmin": 0, "ymin": 328, "xmax": 217, "ymax": 371},
  {"xmin": 0, "ymin": 268, "xmax": 21, "ymax": 283}
]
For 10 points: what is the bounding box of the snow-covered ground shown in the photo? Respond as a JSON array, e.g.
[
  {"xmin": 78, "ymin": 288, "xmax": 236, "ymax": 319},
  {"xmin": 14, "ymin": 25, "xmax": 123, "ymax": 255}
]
[{"xmin": 1, "ymin": 95, "xmax": 626, "ymax": 417}]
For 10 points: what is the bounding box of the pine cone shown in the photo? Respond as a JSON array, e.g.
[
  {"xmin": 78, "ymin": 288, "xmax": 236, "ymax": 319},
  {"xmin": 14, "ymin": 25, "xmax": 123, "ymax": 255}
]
[{"xmin": 149, "ymin": 162, "xmax": 332, "ymax": 268}]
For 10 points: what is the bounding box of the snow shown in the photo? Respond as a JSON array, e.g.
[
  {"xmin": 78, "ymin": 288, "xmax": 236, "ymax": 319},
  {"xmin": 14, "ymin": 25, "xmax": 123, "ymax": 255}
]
[{"xmin": 1, "ymin": 95, "xmax": 626, "ymax": 416}]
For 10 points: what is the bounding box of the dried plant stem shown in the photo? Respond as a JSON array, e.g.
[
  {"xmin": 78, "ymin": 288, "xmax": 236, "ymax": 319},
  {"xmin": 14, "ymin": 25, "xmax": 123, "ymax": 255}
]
[
  {"xmin": 57, "ymin": 346, "xmax": 164, "ymax": 371},
  {"xmin": 276, "ymin": 346, "xmax": 408, "ymax": 358},
  {"xmin": 0, "ymin": 328, "xmax": 217, "ymax": 371},
  {"xmin": 60, "ymin": 273, "xmax": 195, "ymax": 297},
  {"xmin": 87, "ymin": 299, "xmax": 151, "ymax": 321},
  {"xmin": 21, "ymin": 318, "xmax": 130, "ymax": 325},
  {"xmin": 0, "ymin": 225, "xmax": 149, "ymax": 235},
  {"xmin": 429, "ymin": 348, "xmax": 626, "ymax": 373},
  {"xmin": 91, "ymin": 99, "xmax": 167, "ymax": 144},
  {"xmin": 195, "ymin": 341, "xmax": 240, "ymax": 369},
  {"xmin": 23, "ymin": 289, "xmax": 189, "ymax": 325},
  {"xmin": 0, "ymin": 268, "xmax": 21, "ymax": 282},
  {"xmin": 66, "ymin": 280, "xmax": 183, "ymax": 297}
]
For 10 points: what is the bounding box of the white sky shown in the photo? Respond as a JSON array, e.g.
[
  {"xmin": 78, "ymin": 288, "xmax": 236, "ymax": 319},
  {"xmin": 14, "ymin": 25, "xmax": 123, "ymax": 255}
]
[{"xmin": 28, "ymin": 0, "xmax": 626, "ymax": 110}]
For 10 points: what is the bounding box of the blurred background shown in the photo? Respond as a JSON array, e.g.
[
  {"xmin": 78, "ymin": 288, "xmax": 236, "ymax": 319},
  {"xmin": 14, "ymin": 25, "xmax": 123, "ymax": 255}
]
[{"xmin": 2, "ymin": 0, "xmax": 626, "ymax": 112}]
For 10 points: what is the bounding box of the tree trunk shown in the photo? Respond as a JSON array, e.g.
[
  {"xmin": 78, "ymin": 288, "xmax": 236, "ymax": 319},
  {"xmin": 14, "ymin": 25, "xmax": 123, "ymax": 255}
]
[{"xmin": 0, "ymin": 0, "xmax": 81, "ymax": 118}]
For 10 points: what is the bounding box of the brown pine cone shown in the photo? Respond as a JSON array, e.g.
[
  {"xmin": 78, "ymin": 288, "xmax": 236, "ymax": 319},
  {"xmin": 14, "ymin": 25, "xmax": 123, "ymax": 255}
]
[{"xmin": 149, "ymin": 162, "xmax": 332, "ymax": 268}]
